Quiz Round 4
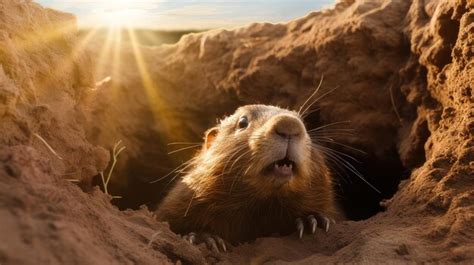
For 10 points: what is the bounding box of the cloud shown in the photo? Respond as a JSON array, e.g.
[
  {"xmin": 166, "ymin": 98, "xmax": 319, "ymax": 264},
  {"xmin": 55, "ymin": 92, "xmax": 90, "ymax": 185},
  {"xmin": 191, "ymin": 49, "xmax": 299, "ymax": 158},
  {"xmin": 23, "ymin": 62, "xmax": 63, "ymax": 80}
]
[
  {"xmin": 162, "ymin": 5, "xmax": 219, "ymax": 17},
  {"xmin": 35, "ymin": 0, "xmax": 336, "ymax": 29},
  {"xmin": 36, "ymin": 0, "xmax": 161, "ymax": 12}
]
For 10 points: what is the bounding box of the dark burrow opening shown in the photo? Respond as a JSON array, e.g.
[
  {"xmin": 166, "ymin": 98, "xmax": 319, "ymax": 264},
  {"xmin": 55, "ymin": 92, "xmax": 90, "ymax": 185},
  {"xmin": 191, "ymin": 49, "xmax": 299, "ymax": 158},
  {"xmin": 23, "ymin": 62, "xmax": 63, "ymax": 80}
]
[
  {"xmin": 302, "ymin": 110, "xmax": 411, "ymax": 221},
  {"xmin": 90, "ymin": 131, "xmax": 205, "ymax": 211},
  {"xmin": 332, "ymin": 148, "xmax": 407, "ymax": 220}
]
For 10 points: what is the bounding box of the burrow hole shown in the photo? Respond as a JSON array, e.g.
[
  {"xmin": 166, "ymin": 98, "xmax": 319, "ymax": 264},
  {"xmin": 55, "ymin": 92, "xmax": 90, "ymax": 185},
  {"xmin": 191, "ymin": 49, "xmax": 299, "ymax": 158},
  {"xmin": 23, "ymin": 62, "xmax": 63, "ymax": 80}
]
[{"xmin": 94, "ymin": 107, "xmax": 427, "ymax": 221}]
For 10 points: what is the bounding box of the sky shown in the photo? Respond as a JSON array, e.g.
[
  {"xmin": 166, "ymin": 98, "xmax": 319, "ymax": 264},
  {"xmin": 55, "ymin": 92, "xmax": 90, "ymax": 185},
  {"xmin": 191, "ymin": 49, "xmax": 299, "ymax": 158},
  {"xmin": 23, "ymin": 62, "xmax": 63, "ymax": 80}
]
[{"xmin": 35, "ymin": 0, "xmax": 335, "ymax": 30}]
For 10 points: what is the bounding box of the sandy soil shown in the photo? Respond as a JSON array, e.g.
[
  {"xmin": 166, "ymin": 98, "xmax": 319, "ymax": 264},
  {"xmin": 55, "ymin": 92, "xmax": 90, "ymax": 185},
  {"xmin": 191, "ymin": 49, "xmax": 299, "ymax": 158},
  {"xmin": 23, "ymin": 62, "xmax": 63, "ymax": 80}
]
[{"xmin": 0, "ymin": 0, "xmax": 473, "ymax": 264}]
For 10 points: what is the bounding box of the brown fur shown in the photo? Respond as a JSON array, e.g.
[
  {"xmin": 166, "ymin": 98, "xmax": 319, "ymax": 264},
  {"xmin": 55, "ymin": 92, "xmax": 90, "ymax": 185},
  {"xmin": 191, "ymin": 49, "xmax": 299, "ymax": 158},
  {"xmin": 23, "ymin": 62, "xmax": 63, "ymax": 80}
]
[{"xmin": 156, "ymin": 104, "xmax": 340, "ymax": 244}]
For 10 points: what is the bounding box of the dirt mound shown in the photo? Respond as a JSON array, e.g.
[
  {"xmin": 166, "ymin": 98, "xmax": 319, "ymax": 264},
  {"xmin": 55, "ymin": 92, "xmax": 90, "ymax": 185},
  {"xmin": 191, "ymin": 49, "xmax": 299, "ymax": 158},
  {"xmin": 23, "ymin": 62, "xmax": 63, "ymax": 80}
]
[{"xmin": 0, "ymin": 0, "xmax": 473, "ymax": 264}]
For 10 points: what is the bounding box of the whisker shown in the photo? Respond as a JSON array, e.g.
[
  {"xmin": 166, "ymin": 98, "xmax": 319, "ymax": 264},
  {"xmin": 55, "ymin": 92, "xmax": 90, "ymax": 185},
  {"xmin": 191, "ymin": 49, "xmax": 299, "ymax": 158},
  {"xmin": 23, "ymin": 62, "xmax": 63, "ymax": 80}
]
[
  {"xmin": 315, "ymin": 144, "xmax": 360, "ymax": 163},
  {"xmin": 167, "ymin": 145, "xmax": 201, "ymax": 155},
  {"xmin": 307, "ymin": 120, "xmax": 352, "ymax": 132},
  {"xmin": 184, "ymin": 190, "xmax": 196, "ymax": 217},
  {"xmin": 301, "ymin": 85, "xmax": 340, "ymax": 117},
  {"xmin": 322, "ymin": 155, "xmax": 353, "ymax": 184},
  {"xmin": 314, "ymin": 145, "xmax": 380, "ymax": 193},
  {"xmin": 165, "ymin": 163, "xmax": 195, "ymax": 188},
  {"xmin": 311, "ymin": 136, "xmax": 336, "ymax": 142},
  {"xmin": 309, "ymin": 132, "xmax": 355, "ymax": 138},
  {"xmin": 227, "ymin": 149, "xmax": 252, "ymax": 175},
  {"xmin": 319, "ymin": 148, "xmax": 361, "ymax": 178},
  {"xmin": 229, "ymin": 154, "xmax": 254, "ymax": 194},
  {"xmin": 312, "ymin": 139, "xmax": 367, "ymax": 154},
  {"xmin": 222, "ymin": 145, "xmax": 247, "ymax": 174},
  {"xmin": 310, "ymin": 128, "xmax": 355, "ymax": 132},
  {"xmin": 298, "ymin": 75, "xmax": 324, "ymax": 116},
  {"xmin": 150, "ymin": 158, "xmax": 194, "ymax": 183},
  {"xmin": 301, "ymin": 107, "xmax": 320, "ymax": 119},
  {"xmin": 167, "ymin": 142, "xmax": 201, "ymax": 146}
]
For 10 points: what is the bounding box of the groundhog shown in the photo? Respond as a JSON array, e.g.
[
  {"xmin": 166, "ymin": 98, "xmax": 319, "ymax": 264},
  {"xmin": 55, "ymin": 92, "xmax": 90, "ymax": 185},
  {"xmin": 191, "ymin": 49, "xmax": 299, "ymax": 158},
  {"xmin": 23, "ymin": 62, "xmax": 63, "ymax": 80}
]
[{"xmin": 156, "ymin": 104, "xmax": 339, "ymax": 252}]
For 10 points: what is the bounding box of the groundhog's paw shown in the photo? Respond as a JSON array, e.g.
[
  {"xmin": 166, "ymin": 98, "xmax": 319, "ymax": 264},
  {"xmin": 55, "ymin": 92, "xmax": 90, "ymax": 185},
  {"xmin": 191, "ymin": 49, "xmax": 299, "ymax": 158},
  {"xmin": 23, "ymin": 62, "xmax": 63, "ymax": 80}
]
[
  {"xmin": 295, "ymin": 214, "xmax": 335, "ymax": 238},
  {"xmin": 183, "ymin": 232, "xmax": 228, "ymax": 252}
]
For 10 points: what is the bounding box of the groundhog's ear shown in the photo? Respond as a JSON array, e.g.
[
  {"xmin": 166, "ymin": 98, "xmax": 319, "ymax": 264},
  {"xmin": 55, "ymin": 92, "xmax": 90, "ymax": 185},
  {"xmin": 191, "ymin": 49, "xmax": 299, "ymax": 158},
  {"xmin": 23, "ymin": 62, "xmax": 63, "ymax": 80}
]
[{"xmin": 204, "ymin": 127, "xmax": 218, "ymax": 150}]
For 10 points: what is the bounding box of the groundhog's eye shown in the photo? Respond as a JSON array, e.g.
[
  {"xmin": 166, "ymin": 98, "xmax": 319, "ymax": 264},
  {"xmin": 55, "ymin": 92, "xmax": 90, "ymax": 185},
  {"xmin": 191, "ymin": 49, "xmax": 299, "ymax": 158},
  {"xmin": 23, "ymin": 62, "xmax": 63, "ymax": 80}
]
[{"xmin": 238, "ymin": 116, "xmax": 249, "ymax": 129}]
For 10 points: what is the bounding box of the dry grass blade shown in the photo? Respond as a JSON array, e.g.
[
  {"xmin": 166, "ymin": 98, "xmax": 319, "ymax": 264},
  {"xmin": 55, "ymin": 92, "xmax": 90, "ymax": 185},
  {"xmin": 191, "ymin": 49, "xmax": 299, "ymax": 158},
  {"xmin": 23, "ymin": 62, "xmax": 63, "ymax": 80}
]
[
  {"xmin": 65, "ymin": 179, "xmax": 80, "ymax": 183},
  {"xmin": 148, "ymin": 231, "xmax": 162, "ymax": 247},
  {"xmin": 100, "ymin": 140, "xmax": 126, "ymax": 199},
  {"xmin": 389, "ymin": 83, "xmax": 402, "ymax": 124},
  {"xmin": 33, "ymin": 133, "xmax": 63, "ymax": 160},
  {"xmin": 95, "ymin": 76, "xmax": 112, "ymax": 88}
]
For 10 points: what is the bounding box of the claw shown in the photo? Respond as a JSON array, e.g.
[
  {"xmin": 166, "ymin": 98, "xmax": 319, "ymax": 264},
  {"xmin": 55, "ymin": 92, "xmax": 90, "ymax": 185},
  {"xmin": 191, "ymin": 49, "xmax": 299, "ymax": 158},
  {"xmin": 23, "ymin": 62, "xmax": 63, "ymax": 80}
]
[
  {"xmin": 188, "ymin": 232, "xmax": 196, "ymax": 244},
  {"xmin": 324, "ymin": 217, "xmax": 330, "ymax": 232},
  {"xmin": 215, "ymin": 236, "xmax": 227, "ymax": 252},
  {"xmin": 313, "ymin": 214, "xmax": 332, "ymax": 232},
  {"xmin": 296, "ymin": 218, "xmax": 304, "ymax": 239},
  {"xmin": 205, "ymin": 237, "xmax": 219, "ymax": 253},
  {"xmin": 307, "ymin": 215, "xmax": 318, "ymax": 234},
  {"xmin": 184, "ymin": 232, "xmax": 229, "ymax": 252}
]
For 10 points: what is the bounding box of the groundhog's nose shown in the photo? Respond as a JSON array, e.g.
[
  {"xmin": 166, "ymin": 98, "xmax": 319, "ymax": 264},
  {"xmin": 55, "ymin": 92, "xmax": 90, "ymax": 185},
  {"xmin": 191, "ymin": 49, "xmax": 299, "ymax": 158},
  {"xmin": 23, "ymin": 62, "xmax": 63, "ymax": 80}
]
[{"xmin": 272, "ymin": 114, "xmax": 304, "ymax": 139}]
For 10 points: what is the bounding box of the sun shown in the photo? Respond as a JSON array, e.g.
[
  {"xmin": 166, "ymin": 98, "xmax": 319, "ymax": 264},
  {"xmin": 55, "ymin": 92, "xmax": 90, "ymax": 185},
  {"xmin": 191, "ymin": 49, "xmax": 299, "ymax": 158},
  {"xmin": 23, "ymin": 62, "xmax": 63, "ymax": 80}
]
[
  {"xmin": 19, "ymin": 0, "xmax": 173, "ymax": 142},
  {"xmin": 84, "ymin": 0, "xmax": 155, "ymax": 29},
  {"xmin": 96, "ymin": 9, "xmax": 145, "ymax": 29},
  {"xmin": 101, "ymin": 9, "xmax": 142, "ymax": 28}
]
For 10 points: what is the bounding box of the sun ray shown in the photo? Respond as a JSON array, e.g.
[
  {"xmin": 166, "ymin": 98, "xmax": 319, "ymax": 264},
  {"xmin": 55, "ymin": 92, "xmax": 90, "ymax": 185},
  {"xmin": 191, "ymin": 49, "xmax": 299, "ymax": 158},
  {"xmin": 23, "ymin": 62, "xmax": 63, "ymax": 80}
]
[
  {"xmin": 95, "ymin": 27, "xmax": 116, "ymax": 80},
  {"xmin": 112, "ymin": 28, "xmax": 123, "ymax": 82},
  {"xmin": 106, "ymin": 27, "xmax": 123, "ymax": 103},
  {"xmin": 22, "ymin": 25, "xmax": 100, "ymax": 99},
  {"xmin": 73, "ymin": 28, "xmax": 100, "ymax": 57},
  {"xmin": 13, "ymin": 19, "xmax": 77, "ymax": 52},
  {"xmin": 126, "ymin": 27, "xmax": 180, "ymax": 140},
  {"xmin": 43, "ymin": 27, "xmax": 100, "ymax": 91}
]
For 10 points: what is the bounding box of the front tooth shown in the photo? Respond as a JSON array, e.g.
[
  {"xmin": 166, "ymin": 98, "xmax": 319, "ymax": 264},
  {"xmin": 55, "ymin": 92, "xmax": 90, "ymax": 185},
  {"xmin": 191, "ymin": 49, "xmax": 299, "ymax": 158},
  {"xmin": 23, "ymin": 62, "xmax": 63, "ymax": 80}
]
[
  {"xmin": 289, "ymin": 164, "xmax": 293, "ymax": 169},
  {"xmin": 275, "ymin": 164, "xmax": 279, "ymax": 169}
]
